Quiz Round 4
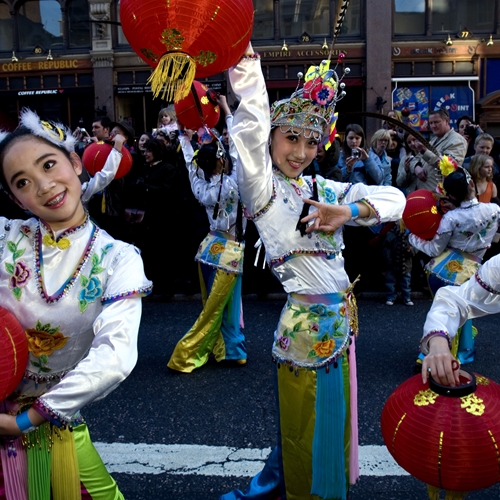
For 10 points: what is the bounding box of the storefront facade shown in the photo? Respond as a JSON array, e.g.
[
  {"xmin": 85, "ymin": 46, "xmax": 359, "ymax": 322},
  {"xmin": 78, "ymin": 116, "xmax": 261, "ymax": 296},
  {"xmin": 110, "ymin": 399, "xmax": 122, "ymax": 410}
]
[{"xmin": 0, "ymin": 0, "xmax": 499, "ymax": 138}]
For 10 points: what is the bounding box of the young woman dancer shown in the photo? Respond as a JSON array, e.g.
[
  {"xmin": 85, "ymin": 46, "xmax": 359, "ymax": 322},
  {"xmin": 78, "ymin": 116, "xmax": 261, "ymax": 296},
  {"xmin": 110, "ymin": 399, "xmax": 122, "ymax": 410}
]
[
  {"xmin": 410, "ymin": 169, "xmax": 500, "ymax": 365},
  {"xmin": 221, "ymin": 44, "xmax": 405, "ymax": 500},
  {"xmin": 0, "ymin": 109, "xmax": 152, "ymax": 499},
  {"xmin": 167, "ymin": 96, "xmax": 246, "ymax": 372}
]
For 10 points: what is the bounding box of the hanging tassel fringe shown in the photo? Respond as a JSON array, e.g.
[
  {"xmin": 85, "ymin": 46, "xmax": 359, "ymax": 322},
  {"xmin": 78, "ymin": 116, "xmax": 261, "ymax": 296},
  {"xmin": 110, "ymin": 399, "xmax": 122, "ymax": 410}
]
[
  {"xmin": 51, "ymin": 426, "xmax": 82, "ymax": 500},
  {"xmin": 445, "ymin": 490, "xmax": 469, "ymax": 500},
  {"xmin": 147, "ymin": 52, "xmax": 196, "ymax": 102},
  {"xmin": 26, "ymin": 423, "xmax": 52, "ymax": 500},
  {"xmin": 427, "ymin": 484, "xmax": 440, "ymax": 500}
]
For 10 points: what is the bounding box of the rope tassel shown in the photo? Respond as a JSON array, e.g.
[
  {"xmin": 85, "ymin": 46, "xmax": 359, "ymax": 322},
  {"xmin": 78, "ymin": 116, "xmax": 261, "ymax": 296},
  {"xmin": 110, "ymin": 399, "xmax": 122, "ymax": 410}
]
[{"xmin": 147, "ymin": 52, "xmax": 196, "ymax": 102}]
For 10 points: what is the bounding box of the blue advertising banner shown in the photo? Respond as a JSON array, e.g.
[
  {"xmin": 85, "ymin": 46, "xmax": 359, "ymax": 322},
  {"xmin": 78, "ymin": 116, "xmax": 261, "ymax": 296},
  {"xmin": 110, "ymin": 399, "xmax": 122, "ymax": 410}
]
[
  {"xmin": 392, "ymin": 84, "xmax": 474, "ymax": 132},
  {"xmin": 392, "ymin": 85, "xmax": 430, "ymax": 132},
  {"xmin": 431, "ymin": 86, "xmax": 474, "ymax": 129}
]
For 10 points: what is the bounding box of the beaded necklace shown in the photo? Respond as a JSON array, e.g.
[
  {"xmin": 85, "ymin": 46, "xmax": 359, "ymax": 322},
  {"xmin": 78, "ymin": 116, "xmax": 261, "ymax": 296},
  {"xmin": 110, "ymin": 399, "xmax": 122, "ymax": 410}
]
[{"xmin": 34, "ymin": 217, "xmax": 99, "ymax": 304}]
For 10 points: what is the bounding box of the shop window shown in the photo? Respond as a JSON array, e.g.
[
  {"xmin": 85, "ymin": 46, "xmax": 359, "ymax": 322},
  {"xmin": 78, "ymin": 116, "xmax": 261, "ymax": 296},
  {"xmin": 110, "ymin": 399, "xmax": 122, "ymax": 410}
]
[
  {"xmin": 43, "ymin": 75, "xmax": 58, "ymax": 87},
  {"xmin": 77, "ymin": 73, "xmax": 93, "ymax": 86},
  {"xmin": 393, "ymin": 62, "xmax": 412, "ymax": 76},
  {"xmin": 135, "ymin": 71, "xmax": 150, "ymax": 84},
  {"xmin": 253, "ymin": 0, "xmax": 274, "ymax": 40},
  {"xmin": 60, "ymin": 74, "xmax": 75, "ymax": 87},
  {"xmin": 18, "ymin": 0, "xmax": 64, "ymax": 51},
  {"xmin": 432, "ymin": 0, "xmax": 495, "ymax": 33},
  {"xmin": 117, "ymin": 72, "xmax": 133, "ymax": 85},
  {"xmin": 345, "ymin": 63, "xmax": 362, "ymax": 77},
  {"xmin": 288, "ymin": 65, "xmax": 304, "ymax": 79},
  {"xmin": 0, "ymin": 2, "xmax": 13, "ymax": 52},
  {"xmin": 394, "ymin": 0, "xmax": 425, "ymax": 35},
  {"xmin": 68, "ymin": 0, "xmax": 91, "ymax": 47},
  {"xmin": 414, "ymin": 62, "xmax": 432, "ymax": 76},
  {"xmin": 269, "ymin": 66, "xmax": 286, "ymax": 79},
  {"xmin": 0, "ymin": 77, "xmax": 7, "ymax": 90},
  {"xmin": 339, "ymin": 0, "xmax": 361, "ymax": 37},
  {"xmin": 10, "ymin": 77, "xmax": 24, "ymax": 90},
  {"xmin": 455, "ymin": 61, "xmax": 474, "ymax": 75},
  {"xmin": 26, "ymin": 76, "xmax": 41, "ymax": 88},
  {"xmin": 435, "ymin": 61, "xmax": 453, "ymax": 75},
  {"xmin": 115, "ymin": 0, "xmax": 129, "ymax": 46},
  {"xmin": 280, "ymin": 0, "xmax": 330, "ymax": 37}
]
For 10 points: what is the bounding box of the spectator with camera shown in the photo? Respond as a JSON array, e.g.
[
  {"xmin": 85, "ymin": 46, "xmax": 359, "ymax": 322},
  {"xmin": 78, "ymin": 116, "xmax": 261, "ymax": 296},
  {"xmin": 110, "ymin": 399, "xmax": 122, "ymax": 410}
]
[
  {"xmin": 412, "ymin": 108, "xmax": 467, "ymax": 192},
  {"xmin": 339, "ymin": 123, "xmax": 383, "ymax": 184}
]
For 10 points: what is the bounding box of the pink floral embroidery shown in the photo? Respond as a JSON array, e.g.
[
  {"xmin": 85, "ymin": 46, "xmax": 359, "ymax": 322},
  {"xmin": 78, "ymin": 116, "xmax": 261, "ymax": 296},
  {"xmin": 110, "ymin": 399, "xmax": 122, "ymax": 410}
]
[{"xmin": 9, "ymin": 260, "xmax": 31, "ymax": 289}]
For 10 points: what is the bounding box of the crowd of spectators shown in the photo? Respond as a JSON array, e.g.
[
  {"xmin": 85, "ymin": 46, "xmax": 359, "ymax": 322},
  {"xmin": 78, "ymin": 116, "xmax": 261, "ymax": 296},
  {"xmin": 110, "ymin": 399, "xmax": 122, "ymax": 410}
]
[{"xmin": 2, "ymin": 105, "xmax": 499, "ymax": 302}]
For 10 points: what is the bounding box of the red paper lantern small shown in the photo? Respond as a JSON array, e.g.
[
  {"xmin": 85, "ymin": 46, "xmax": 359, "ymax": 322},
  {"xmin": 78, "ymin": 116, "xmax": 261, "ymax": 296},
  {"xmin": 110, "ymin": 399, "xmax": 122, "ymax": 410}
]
[
  {"xmin": 0, "ymin": 306, "xmax": 29, "ymax": 401},
  {"xmin": 403, "ymin": 189, "xmax": 442, "ymax": 240},
  {"xmin": 381, "ymin": 372, "xmax": 500, "ymax": 495},
  {"xmin": 175, "ymin": 81, "xmax": 220, "ymax": 130},
  {"xmin": 120, "ymin": 0, "xmax": 254, "ymax": 101},
  {"xmin": 82, "ymin": 142, "xmax": 133, "ymax": 180}
]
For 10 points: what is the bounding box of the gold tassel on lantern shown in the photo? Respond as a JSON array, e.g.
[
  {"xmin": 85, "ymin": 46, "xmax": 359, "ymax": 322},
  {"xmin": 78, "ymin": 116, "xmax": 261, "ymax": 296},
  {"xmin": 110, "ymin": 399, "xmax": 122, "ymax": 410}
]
[
  {"xmin": 147, "ymin": 52, "xmax": 196, "ymax": 102},
  {"xmin": 445, "ymin": 490, "xmax": 468, "ymax": 500},
  {"xmin": 427, "ymin": 484, "xmax": 440, "ymax": 500}
]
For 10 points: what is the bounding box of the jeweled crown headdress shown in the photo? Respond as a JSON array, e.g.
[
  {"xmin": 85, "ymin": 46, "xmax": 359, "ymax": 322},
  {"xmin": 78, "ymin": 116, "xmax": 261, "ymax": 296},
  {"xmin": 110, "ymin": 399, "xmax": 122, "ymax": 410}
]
[{"xmin": 270, "ymin": 58, "xmax": 347, "ymax": 148}]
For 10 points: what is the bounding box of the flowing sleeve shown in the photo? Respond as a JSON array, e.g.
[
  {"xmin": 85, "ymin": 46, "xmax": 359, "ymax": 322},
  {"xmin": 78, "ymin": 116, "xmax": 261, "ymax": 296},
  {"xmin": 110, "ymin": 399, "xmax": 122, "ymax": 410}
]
[
  {"xmin": 408, "ymin": 215, "xmax": 452, "ymax": 257},
  {"xmin": 338, "ymin": 182, "xmax": 406, "ymax": 226},
  {"xmin": 422, "ymin": 254, "xmax": 500, "ymax": 348},
  {"xmin": 180, "ymin": 134, "xmax": 220, "ymax": 206},
  {"xmin": 34, "ymin": 245, "xmax": 151, "ymax": 425},
  {"xmin": 81, "ymin": 148, "xmax": 122, "ymax": 203},
  {"xmin": 229, "ymin": 57, "xmax": 273, "ymax": 217}
]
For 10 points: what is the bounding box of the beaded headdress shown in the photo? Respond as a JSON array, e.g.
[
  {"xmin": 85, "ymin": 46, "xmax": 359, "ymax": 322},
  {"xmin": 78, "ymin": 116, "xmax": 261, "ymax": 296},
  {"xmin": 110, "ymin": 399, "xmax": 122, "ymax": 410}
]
[{"xmin": 270, "ymin": 58, "xmax": 347, "ymax": 148}]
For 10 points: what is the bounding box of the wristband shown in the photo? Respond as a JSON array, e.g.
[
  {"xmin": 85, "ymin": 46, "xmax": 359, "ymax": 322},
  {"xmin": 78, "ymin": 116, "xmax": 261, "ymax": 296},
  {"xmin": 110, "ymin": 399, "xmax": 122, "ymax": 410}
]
[
  {"xmin": 348, "ymin": 203, "xmax": 360, "ymax": 220},
  {"xmin": 16, "ymin": 411, "xmax": 37, "ymax": 434}
]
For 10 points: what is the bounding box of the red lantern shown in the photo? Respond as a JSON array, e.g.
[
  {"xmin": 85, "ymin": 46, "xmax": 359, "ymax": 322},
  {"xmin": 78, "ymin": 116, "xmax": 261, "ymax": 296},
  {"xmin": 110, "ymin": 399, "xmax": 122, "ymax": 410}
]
[
  {"xmin": 0, "ymin": 306, "xmax": 29, "ymax": 401},
  {"xmin": 175, "ymin": 81, "xmax": 220, "ymax": 130},
  {"xmin": 82, "ymin": 142, "xmax": 133, "ymax": 180},
  {"xmin": 403, "ymin": 189, "xmax": 442, "ymax": 240},
  {"xmin": 381, "ymin": 372, "xmax": 500, "ymax": 497},
  {"xmin": 120, "ymin": 0, "xmax": 254, "ymax": 101}
]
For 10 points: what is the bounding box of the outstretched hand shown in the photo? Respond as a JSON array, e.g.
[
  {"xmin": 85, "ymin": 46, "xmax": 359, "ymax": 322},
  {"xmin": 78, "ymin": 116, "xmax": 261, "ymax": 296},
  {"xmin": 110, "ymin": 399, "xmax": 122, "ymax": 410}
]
[{"xmin": 301, "ymin": 199, "xmax": 352, "ymax": 233}]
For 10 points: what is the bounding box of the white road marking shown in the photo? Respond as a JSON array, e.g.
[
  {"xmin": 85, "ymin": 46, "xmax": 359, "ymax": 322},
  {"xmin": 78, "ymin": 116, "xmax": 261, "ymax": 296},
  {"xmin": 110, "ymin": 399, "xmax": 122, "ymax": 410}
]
[{"xmin": 94, "ymin": 442, "xmax": 409, "ymax": 477}]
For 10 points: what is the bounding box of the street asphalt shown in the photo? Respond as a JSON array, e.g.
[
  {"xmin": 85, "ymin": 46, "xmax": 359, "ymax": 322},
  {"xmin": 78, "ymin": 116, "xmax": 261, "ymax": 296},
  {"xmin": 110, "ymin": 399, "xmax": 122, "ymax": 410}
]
[{"xmin": 84, "ymin": 294, "xmax": 500, "ymax": 499}]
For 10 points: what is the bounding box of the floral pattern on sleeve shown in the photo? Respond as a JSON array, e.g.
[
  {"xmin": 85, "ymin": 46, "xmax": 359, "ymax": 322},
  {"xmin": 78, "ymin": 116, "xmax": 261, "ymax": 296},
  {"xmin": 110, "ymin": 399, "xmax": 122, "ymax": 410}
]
[
  {"xmin": 78, "ymin": 243, "xmax": 113, "ymax": 312},
  {"xmin": 4, "ymin": 224, "xmax": 32, "ymax": 300}
]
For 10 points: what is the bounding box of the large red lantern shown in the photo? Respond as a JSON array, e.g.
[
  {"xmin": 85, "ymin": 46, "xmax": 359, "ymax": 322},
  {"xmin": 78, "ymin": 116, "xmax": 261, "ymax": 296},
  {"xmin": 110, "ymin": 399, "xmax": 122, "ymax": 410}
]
[
  {"xmin": 381, "ymin": 372, "xmax": 500, "ymax": 498},
  {"xmin": 120, "ymin": 0, "xmax": 254, "ymax": 102},
  {"xmin": 175, "ymin": 81, "xmax": 220, "ymax": 130},
  {"xmin": 82, "ymin": 142, "xmax": 133, "ymax": 180},
  {"xmin": 0, "ymin": 306, "xmax": 29, "ymax": 401},
  {"xmin": 403, "ymin": 189, "xmax": 442, "ymax": 240}
]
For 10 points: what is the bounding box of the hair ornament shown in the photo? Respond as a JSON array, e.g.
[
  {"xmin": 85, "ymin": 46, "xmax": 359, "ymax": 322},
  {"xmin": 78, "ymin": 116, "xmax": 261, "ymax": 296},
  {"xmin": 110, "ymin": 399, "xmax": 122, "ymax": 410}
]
[
  {"xmin": 19, "ymin": 108, "xmax": 76, "ymax": 153},
  {"xmin": 437, "ymin": 158, "xmax": 471, "ymax": 196}
]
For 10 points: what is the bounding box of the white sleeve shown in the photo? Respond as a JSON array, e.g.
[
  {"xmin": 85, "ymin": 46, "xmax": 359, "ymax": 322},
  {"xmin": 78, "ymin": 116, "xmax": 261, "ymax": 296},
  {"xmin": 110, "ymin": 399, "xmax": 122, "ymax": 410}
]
[
  {"xmin": 229, "ymin": 58, "xmax": 273, "ymax": 217},
  {"xmin": 81, "ymin": 148, "xmax": 122, "ymax": 203},
  {"xmin": 422, "ymin": 254, "xmax": 500, "ymax": 343},
  {"xmin": 338, "ymin": 181, "xmax": 406, "ymax": 226}
]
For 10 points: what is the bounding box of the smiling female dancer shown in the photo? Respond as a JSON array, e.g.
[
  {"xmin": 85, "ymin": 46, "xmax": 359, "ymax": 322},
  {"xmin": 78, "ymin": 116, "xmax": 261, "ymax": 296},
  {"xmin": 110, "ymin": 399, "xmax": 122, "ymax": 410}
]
[
  {"xmin": 220, "ymin": 44, "xmax": 405, "ymax": 500},
  {"xmin": 0, "ymin": 109, "xmax": 151, "ymax": 500}
]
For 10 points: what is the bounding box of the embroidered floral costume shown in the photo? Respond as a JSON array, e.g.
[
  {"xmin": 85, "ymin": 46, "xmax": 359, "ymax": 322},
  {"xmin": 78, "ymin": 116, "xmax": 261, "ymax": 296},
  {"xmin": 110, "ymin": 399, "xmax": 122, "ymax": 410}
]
[
  {"xmin": 220, "ymin": 55, "xmax": 405, "ymax": 500},
  {"xmin": 167, "ymin": 122, "xmax": 246, "ymax": 373},
  {"xmin": 0, "ymin": 215, "xmax": 152, "ymax": 499},
  {"xmin": 410, "ymin": 198, "xmax": 500, "ymax": 363}
]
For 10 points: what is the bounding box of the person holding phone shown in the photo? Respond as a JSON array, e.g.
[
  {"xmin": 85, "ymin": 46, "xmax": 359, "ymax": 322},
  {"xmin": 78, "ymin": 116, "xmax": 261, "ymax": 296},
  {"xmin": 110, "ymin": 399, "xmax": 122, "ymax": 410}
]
[{"xmin": 339, "ymin": 124, "xmax": 383, "ymax": 185}]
